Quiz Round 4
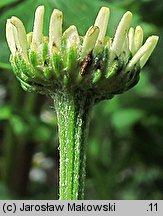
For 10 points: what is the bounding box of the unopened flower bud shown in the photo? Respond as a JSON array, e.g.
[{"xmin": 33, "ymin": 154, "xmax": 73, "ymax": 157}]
[{"xmin": 6, "ymin": 6, "xmax": 158, "ymax": 100}]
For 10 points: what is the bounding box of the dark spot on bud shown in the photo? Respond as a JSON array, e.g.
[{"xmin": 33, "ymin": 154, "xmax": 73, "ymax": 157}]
[
  {"xmin": 98, "ymin": 40, "xmax": 103, "ymax": 45},
  {"xmin": 81, "ymin": 52, "xmax": 92, "ymax": 76},
  {"xmin": 114, "ymin": 56, "xmax": 119, "ymax": 61},
  {"xmin": 52, "ymin": 42, "xmax": 56, "ymax": 47},
  {"xmin": 44, "ymin": 60, "xmax": 48, "ymax": 66}
]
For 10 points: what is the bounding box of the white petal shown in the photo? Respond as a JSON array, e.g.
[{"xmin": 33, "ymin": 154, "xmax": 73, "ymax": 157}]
[
  {"xmin": 32, "ymin": 5, "xmax": 45, "ymax": 49},
  {"xmin": 125, "ymin": 36, "xmax": 158, "ymax": 71},
  {"xmin": 110, "ymin": 11, "xmax": 133, "ymax": 61},
  {"xmin": 133, "ymin": 26, "xmax": 143, "ymax": 55},
  {"xmin": 121, "ymin": 34, "xmax": 130, "ymax": 64},
  {"xmin": 10, "ymin": 16, "xmax": 28, "ymax": 59},
  {"xmin": 6, "ymin": 19, "xmax": 17, "ymax": 55},
  {"xmin": 94, "ymin": 7, "xmax": 110, "ymax": 46},
  {"xmin": 128, "ymin": 27, "xmax": 134, "ymax": 54},
  {"xmin": 49, "ymin": 9, "xmax": 63, "ymax": 54},
  {"xmin": 140, "ymin": 36, "xmax": 159, "ymax": 68},
  {"xmin": 62, "ymin": 25, "xmax": 80, "ymax": 49},
  {"xmin": 81, "ymin": 26, "xmax": 99, "ymax": 59}
]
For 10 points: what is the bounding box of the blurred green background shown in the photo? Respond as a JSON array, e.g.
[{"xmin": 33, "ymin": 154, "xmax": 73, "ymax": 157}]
[{"xmin": 0, "ymin": 0, "xmax": 163, "ymax": 199}]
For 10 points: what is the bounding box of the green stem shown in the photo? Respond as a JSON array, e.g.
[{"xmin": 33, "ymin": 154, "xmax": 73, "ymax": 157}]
[{"xmin": 53, "ymin": 90, "xmax": 94, "ymax": 200}]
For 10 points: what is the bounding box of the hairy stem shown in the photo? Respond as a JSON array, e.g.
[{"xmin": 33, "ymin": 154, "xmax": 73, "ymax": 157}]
[{"xmin": 53, "ymin": 90, "xmax": 94, "ymax": 200}]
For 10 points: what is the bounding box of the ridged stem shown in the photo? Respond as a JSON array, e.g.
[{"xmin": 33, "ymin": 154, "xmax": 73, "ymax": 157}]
[{"xmin": 53, "ymin": 90, "xmax": 94, "ymax": 200}]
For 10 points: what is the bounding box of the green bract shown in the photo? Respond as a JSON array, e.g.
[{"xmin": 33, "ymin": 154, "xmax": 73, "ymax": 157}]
[{"xmin": 6, "ymin": 6, "xmax": 158, "ymax": 101}]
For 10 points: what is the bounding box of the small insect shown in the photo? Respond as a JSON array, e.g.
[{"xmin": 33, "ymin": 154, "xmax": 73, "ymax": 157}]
[{"xmin": 80, "ymin": 52, "xmax": 92, "ymax": 76}]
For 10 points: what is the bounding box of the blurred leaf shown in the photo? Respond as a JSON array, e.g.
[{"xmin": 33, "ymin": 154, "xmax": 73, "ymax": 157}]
[
  {"xmin": 0, "ymin": 0, "xmax": 16, "ymax": 8},
  {"xmin": 0, "ymin": 106, "xmax": 11, "ymax": 120},
  {"xmin": 34, "ymin": 124, "xmax": 53, "ymax": 142},
  {"xmin": 0, "ymin": 182, "xmax": 11, "ymax": 199},
  {"xmin": 10, "ymin": 115, "xmax": 29, "ymax": 135},
  {"xmin": 9, "ymin": 113, "xmax": 53, "ymax": 142},
  {"xmin": 111, "ymin": 109, "xmax": 144, "ymax": 130}
]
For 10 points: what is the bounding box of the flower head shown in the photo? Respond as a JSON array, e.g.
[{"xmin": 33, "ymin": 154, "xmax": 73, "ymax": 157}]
[{"xmin": 6, "ymin": 6, "xmax": 158, "ymax": 101}]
